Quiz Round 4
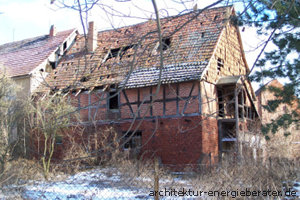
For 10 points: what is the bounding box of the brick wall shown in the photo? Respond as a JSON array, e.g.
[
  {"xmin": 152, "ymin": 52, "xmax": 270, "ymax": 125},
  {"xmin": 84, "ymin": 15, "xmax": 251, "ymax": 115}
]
[
  {"xmin": 119, "ymin": 115, "xmax": 218, "ymax": 166},
  {"xmin": 256, "ymin": 80, "xmax": 300, "ymax": 159}
]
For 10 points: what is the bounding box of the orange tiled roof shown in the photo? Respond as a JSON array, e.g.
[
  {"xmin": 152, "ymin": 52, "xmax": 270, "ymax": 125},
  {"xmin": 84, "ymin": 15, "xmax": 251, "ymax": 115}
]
[
  {"xmin": 39, "ymin": 6, "xmax": 233, "ymax": 92},
  {"xmin": 0, "ymin": 29, "xmax": 76, "ymax": 77}
]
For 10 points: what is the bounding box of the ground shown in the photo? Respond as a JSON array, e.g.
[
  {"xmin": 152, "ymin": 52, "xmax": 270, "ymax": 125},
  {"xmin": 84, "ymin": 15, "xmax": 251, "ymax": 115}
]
[{"xmin": 0, "ymin": 166, "xmax": 299, "ymax": 199}]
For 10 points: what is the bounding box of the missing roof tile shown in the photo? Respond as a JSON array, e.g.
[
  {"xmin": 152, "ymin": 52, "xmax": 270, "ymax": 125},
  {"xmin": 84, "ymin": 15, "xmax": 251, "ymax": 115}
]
[
  {"xmin": 103, "ymin": 45, "xmax": 136, "ymax": 62},
  {"xmin": 80, "ymin": 75, "xmax": 90, "ymax": 82},
  {"xmin": 157, "ymin": 37, "xmax": 171, "ymax": 51},
  {"xmin": 109, "ymin": 48, "xmax": 121, "ymax": 59}
]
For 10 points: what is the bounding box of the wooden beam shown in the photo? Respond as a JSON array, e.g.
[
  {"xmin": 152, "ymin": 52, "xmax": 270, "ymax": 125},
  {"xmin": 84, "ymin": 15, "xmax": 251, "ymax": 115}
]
[
  {"xmin": 122, "ymin": 90, "xmax": 135, "ymax": 117},
  {"xmin": 150, "ymin": 87, "xmax": 153, "ymax": 116},
  {"xmin": 234, "ymin": 87, "xmax": 240, "ymax": 158},
  {"xmin": 88, "ymin": 87, "xmax": 95, "ymax": 94},
  {"xmin": 137, "ymin": 88, "xmax": 140, "ymax": 118},
  {"xmin": 182, "ymin": 82, "xmax": 195, "ymax": 114},
  {"xmin": 198, "ymin": 82, "xmax": 202, "ymax": 114},
  {"xmin": 75, "ymin": 89, "xmax": 82, "ymax": 97},
  {"xmin": 176, "ymin": 83, "xmax": 179, "ymax": 115},
  {"xmin": 163, "ymin": 85, "xmax": 166, "ymax": 116}
]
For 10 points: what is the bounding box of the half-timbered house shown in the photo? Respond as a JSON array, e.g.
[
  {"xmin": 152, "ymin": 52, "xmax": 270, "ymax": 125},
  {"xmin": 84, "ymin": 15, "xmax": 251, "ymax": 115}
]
[{"xmin": 36, "ymin": 6, "xmax": 261, "ymax": 166}]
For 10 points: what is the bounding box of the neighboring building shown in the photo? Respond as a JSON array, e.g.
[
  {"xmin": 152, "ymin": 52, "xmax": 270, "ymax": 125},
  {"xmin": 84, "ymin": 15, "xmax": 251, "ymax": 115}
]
[
  {"xmin": 0, "ymin": 26, "xmax": 77, "ymax": 96},
  {"xmin": 37, "ymin": 6, "xmax": 261, "ymax": 166},
  {"xmin": 256, "ymin": 80, "xmax": 300, "ymax": 160}
]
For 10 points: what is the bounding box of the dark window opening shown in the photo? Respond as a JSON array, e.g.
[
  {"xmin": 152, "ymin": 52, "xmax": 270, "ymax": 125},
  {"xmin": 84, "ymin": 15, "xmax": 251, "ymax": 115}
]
[
  {"xmin": 158, "ymin": 37, "xmax": 171, "ymax": 51},
  {"xmin": 109, "ymin": 91, "xmax": 119, "ymax": 110},
  {"xmin": 201, "ymin": 32, "xmax": 205, "ymax": 38},
  {"xmin": 222, "ymin": 122, "xmax": 236, "ymax": 139},
  {"xmin": 217, "ymin": 89, "xmax": 224, "ymax": 117},
  {"xmin": 238, "ymin": 107, "xmax": 243, "ymax": 118},
  {"xmin": 49, "ymin": 61, "xmax": 56, "ymax": 70},
  {"xmin": 55, "ymin": 135, "xmax": 63, "ymax": 145},
  {"xmin": 123, "ymin": 131, "xmax": 142, "ymax": 149},
  {"xmin": 40, "ymin": 68, "xmax": 44, "ymax": 72},
  {"xmin": 220, "ymin": 122, "xmax": 236, "ymax": 153},
  {"xmin": 63, "ymin": 41, "xmax": 67, "ymax": 51},
  {"xmin": 217, "ymin": 58, "xmax": 224, "ymax": 71}
]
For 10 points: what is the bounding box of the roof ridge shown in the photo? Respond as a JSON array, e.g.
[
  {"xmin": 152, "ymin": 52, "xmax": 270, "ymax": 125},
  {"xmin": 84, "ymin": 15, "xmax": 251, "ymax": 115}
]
[
  {"xmin": 95, "ymin": 5, "xmax": 233, "ymax": 35},
  {"xmin": 0, "ymin": 28, "xmax": 76, "ymax": 47}
]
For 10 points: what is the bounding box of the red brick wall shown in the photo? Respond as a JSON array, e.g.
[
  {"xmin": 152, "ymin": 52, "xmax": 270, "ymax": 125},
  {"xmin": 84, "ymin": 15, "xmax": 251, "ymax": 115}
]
[
  {"xmin": 119, "ymin": 115, "xmax": 218, "ymax": 166},
  {"xmin": 34, "ymin": 81, "xmax": 219, "ymax": 166}
]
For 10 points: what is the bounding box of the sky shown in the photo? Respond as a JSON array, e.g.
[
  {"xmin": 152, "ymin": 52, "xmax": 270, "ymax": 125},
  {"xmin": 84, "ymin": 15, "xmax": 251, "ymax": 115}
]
[{"xmin": 0, "ymin": 0, "xmax": 270, "ymax": 89}]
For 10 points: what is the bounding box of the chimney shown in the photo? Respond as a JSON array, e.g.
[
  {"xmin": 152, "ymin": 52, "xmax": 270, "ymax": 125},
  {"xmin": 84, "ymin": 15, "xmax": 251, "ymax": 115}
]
[
  {"xmin": 87, "ymin": 21, "xmax": 97, "ymax": 52},
  {"xmin": 49, "ymin": 25, "xmax": 57, "ymax": 37}
]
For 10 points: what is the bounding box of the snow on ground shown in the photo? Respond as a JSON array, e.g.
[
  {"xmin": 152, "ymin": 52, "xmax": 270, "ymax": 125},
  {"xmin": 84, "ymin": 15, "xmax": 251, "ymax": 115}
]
[
  {"xmin": 0, "ymin": 168, "xmax": 298, "ymax": 199},
  {"xmin": 20, "ymin": 168, "xmax": 153, "ymax": 200}
]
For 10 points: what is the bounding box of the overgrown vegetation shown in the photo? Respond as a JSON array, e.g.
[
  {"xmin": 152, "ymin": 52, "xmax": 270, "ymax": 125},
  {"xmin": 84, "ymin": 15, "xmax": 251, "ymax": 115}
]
[
  {"xmin": 0, "ymin": 73, "xmax": 27, "ymax": 181},
  {"xmin": 27, "ymin": 94, "xmax": 78, "ymax": 180},
  {"xmin": 239, "ymin": 0, "xmax": 300, "ymax": 136}
]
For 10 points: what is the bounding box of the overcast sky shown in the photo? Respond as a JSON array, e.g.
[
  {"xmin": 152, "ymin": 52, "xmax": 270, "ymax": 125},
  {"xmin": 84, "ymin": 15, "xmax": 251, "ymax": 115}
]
[{"xmin": 0, "ymin": 0, "xmax": 270, "ymax": 89}]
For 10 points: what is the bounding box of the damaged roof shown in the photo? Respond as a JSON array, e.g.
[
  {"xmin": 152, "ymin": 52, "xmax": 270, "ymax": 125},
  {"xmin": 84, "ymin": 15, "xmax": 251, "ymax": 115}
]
[
  {"xmin": 0, "ymin": 29, "xmax": 77, "ymax": 77},
  {"xmin": 121, "ymin": 61, "xmax": 208, "ymax": 88},
  {"xmin": 38, "ymin": 6, "xmax": 234, "ymax": 92}
]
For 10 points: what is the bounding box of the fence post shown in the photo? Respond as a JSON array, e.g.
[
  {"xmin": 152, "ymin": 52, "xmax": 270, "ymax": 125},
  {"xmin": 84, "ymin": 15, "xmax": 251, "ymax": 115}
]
[{"xmin": 154, "ymin": 157, "xmax": 159, "ymax": 200}]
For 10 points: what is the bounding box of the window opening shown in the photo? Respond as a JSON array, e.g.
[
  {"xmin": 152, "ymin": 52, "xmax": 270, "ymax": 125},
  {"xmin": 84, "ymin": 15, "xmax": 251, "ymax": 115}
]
[
  {"xmin": 109, "ymin": 91, "xmax": 119, "ymax": 110},
  {"xmin": 49, "ymin": 61, "xmax": 56, "ymax": 70},
  {"xmin": 55, "ymin": 135, "xmax": 63, "ymax": 145},
  {"xmin": 217, "ymin": 58, "xmax": 224, "ymax": 71},
  {"xmin": 63, "ymin": 41, "xmax": 67, "ymax": 51},
  {"xmin": 217, "ymin": 89, "xmax": 224, "ymax": 117},
  {"xmin": 201, "ymin": 32, "xmax": 205, "ymax": 38},
  {"xmin": 123, "ymin": 131, "xmax": 142, "ymax": 150},
  {"xmin": 105, "ymin": 48, "xmax": 121, "ymax": 62}
]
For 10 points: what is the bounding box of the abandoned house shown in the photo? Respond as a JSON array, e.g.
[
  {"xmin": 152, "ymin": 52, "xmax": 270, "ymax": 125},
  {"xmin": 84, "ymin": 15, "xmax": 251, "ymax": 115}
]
[
  {"xmin": 0, "ymin": 26, "xmax": 77, "ymax": 97},
  {"xmin": 35, "ymin": 6, "xmax": 262, "ymax": 166},
  {"xmin": 256, "ymin": 80, "xmax": 300, "ymax": 160}
]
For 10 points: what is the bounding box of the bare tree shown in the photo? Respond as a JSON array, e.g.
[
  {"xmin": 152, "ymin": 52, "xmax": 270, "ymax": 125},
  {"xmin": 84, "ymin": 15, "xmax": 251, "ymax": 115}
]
[
  {"xmin": 0, "ymin": 72, "xmax": 26, "ymax": 178},
  {"xmin": 27, "ymin": 94, "xmax": 78, "ymax": 179}
]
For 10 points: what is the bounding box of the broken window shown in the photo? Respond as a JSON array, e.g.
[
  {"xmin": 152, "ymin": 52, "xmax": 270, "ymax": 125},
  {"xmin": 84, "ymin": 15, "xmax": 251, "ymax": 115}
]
[
  {"xmin": 123, "ymin": 131, "xmax": 142, "ymax": 150},
  {"xmin": 158, "ymin": 37, "xmax": 171, "ymax": 51},
  {"xmin": 220, "ymin": 122, "xmax": 236, "ymax": 153},
  {"xmin": 109, "ymin": 91, "xmax": 119, "ymax": 110},
  {"xmin": 217, "ymin": 58, "xmax": 224, "ymax": 71}
]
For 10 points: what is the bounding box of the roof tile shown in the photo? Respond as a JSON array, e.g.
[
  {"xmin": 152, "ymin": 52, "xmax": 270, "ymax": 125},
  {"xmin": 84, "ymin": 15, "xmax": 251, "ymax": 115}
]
[{"xmin": 39, "ymin": 6, "xmax": 232, "ymax": 92}]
